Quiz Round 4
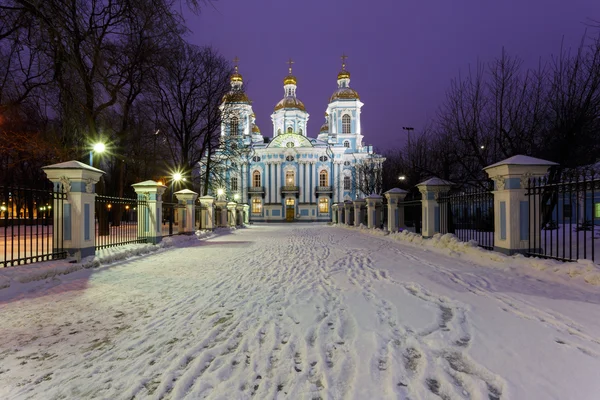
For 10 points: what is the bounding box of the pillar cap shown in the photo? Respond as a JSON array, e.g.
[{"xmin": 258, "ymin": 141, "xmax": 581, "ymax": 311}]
[
  {"xmin": 43, "ymin": 160, "xmax": 104, "ymax": 183},
  {"xmin": 132, "ymin": 180, "xmax": 167, "ymax": 189},
  {"xmin": 365, "ymin": 194, "xmax": 383, "ymax": 200},
  {"xmin": 484, "ymin": 155, "xmax": 558, "ymax": 170},
  {"xmin": 416, "ymin": 177, "xmax": 454, "ymax": 187},
  {"xmin": 43, "ymin": 160, "xmax": 104, "ymax": 173},
  {"xmin": 384, "ymin": 188, "xmax": 408, "ymax": 195}
]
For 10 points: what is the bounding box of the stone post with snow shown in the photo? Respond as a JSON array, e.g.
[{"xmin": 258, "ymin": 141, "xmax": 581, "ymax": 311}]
[
  {"xmin": 344, "ymin": 201, "xmax": 354, "ymax": 225},
  {"xmin": 336, "ymin": 202, "xmax": 344, "ymax": 225},
  {"xmin": 198, "ymin": 196, "xmax": 215, "ymax": 230},
  {"xmin": 484, "ymin": 155, "xmax": 557, "ymax": 255},
  {"xmin": 174, "ymin": 189, "xmax": 198, "ymax": 235},
  {"xmin": 42, "ymin": 161, "xmax": 104, "ymax": 261},
  {"xmin": 227, "ymin": 202, "xmax": 237, "ymax": 227},
  {"xmin": 353, "ymin": 198, "xmax": 366, "ymax": 227},
  {"xmin": 215, "ymin": 200, "xmax": 228, "ymax": 227},
  {"xmin": 131, "ymin": 180, "xmax": 167, "ymax": 245},
  {"xmin": 384, "ymin": 188, "xmax": 408, "ymax": 233},
  {"xmin": 417, "ymin": 178, "xmax": 453, "ymax": 238},
  {"xmin": 242, "ymin": 204, "xmax": 249, "ymax": 224},
  {"xmin": 236, "ymin": 204, "xmax": 245, "ymax": 226},
  {"xmin": 331, "ymin": 203, "xmax": 338, "ymax": 224},
  {"xmin": 366, "ymin": 194, "xmax": 383, "ymax": 229}
]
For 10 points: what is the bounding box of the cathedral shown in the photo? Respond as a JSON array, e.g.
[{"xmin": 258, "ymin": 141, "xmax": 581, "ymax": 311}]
[{"xmin": 205, "ymin": 57, "xmax": 384, "ymax": 222}]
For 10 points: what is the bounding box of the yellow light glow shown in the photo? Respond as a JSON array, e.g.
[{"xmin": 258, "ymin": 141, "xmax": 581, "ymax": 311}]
[
  {"xmin": 217, "ymin": 188, "xmax": 224, "ymax": 196},
  {"xmin": 173, "ymin": 173, "xmax": 182, "ymax": 181},
  {"xmin": 93, "ymin": 142, "xmax": 106, "ymax": 153}
]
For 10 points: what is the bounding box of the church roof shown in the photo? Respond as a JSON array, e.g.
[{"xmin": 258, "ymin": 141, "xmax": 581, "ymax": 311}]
[
  {"xmin": 222, "ymin": 91, "xmax": 251, "ymax": 104},
  {"xmin": 267, "ymin": 133, "xmax": 313, "ymax": 148},
  {"xmin": 330, "ymin": 87, "xmax": 360, "ymax": 102},
  {"xmin": 274, "ymin": 97, "xmax": 306, "ymax": 112}
]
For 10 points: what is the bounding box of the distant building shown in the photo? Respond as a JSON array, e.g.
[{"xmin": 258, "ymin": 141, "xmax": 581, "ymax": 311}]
[{"xmin": 202, "ymin": 57, "xmax": 384, "ymax": 222}]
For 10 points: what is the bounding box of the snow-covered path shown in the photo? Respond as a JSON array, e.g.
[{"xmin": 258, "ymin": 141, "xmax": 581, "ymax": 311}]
[{"xmin": 1, "ymin": 224, "xmax": 600, "ymax": 399}]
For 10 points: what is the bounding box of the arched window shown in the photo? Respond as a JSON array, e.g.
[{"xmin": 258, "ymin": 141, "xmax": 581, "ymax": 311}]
[
  {"xmin": 299, "ymin": 128, "xmax": 303, "ymax": 134},
  {"xmin": 230, "ymin": 117, "xmax": 239, "ymax": 136},
  {"xmin": 319, "ymin": 170, "xmax": 328, "ymax": 187},
  {"xmin": 252, "ymin": 171, "xmax": 261, "ymax": 187},
  {"xmin": 319, "ymin": 197, "xmax": 329, "ymax": 213},
  {"xmin": 231, "ymin": 177, "xmax": 238, "ymax": 191},
  {"xmin": 342, "ymin": 114, "xmax": 351, "ymax": 134},
  {"xmin": 287, "ymin": 126, "xmax": 293, "ymax": 133},
  {"xmin": 343, "ymin": 176, "xmax": 351, "ymax": 190},
  {"xmin": 285, "ymin": 170, "xmax": 295, "ymax": 186},
  {"xmin": 343, "ymin": 140, "xmax": 350, "ymax": 148},
  {"xmin": 252, "ymin": 198, "xmax": 262, "ymax": 213},
  {"xmin": 278, "ymin": 129, "xmax": 282, "ymax": 135}
]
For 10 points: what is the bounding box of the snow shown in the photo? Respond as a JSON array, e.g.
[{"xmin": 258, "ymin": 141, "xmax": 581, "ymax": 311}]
[
  {"xmin": 42, "ymin": 160, "xmax": 104, "ymax": 172},
  {"xmin": 0, "ymin": 224, "xmax": 599, "ymax": 399},
  {"xmin": 484, "ymin": 155, "xmax": 559, "ymax": 169},
  {"xmin": 417, "ymin": 177, "xmax": 455, "ymax": 186}
]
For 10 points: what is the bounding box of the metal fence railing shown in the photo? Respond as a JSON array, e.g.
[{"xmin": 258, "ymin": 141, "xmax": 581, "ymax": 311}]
[
  {"xmin": 1, "ymin": 183, "xmax": 67, "ymax": 267},
  {"xmin": 95, "ymin": 195, "xmax": 149, "ymax": 250},
  {"xmin": 526, "ymin": 170, "xmax": 599, "ymax": 262},
  {"xmin": 438, "ymin": 181, "xmax": 495, "ymax": 250},
  {"xmin": 402, "ymin": 191, "xmax": 422, "ymax": 234},
  {"xmin": 162, "ymin": 202, "xmax": 177, "ymax": 236}
]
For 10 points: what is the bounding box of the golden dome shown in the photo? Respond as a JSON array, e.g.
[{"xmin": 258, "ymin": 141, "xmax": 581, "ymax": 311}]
[
  {"xmin": 330, "ymin": 87, "xmax": 360, "ymax": 102},
  {"xmin": 283, "ymin": 74, "xmax": 297, "ymax": 85},
  {"xmin": 320, "ymin": 123, "xmax": 329, "ymax": 132},
  {"xmin": 274, "ymin": 97, "xmax": 306, "ymax": 112},
  {"xmin": 222, "ymin": 91, "xmax": 250, "ymax": 103},
  {"xmin": 337, "ymin": 70, "xmax": 350, "ymax": 80},
  {"xmin": 252, "ymin": 124, "xmax": 261, "ymax": 133},
  {"xmin": 230, "ymin": 72, "xmax": 243, "ymax": 83}
]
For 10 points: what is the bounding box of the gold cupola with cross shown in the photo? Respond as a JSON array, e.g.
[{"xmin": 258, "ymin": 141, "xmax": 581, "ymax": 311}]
[{"xmin": 272, "ymin": 58, "xmax": 309, "ymax": 138}]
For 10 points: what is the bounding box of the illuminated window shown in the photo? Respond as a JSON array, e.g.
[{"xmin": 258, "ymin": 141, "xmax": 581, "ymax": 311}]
[
  {"xmin": 252, "ymin": 198, "xmax": 262, "ymax": 213},
  {"xmin": 319, "ymin": 170, "xmax": 328, "ymax": 187},
  {"xmin": 596, "ymin": 203, "xmax": 600, "ymax": 218},
  {"xmin": 286, "ymin": 170, "xmax": 295, "ymax": 185},
  {"xmin": 343, "ymin": 141, "xmax": 350, "ymax": 148},
  {"xmin": 230, "ymin": 117, "xmax": 239, "ymax": 136},
  {"xmin": 231, "ymin": 177, "xmax": 238, "ymax": 191},
  {"xmin": 342, "ymin": 114, "xmax": 351, "ymax": 133},
  {"xmin": 319, "ymin": 197, "xmax": 329, "ymax": 213},
  {"xmin": 253, "ymin": 171, "xmax": 261, "ymax": 187},
  {"xmin": 344, "ymin": 176, "xmax": 351, "ymax": 190}
]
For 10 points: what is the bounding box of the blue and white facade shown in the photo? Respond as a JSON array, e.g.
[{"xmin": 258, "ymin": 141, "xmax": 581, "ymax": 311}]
[{"xmin": 207, "ymin": 61, "xmax": 384, "ymax": 222}]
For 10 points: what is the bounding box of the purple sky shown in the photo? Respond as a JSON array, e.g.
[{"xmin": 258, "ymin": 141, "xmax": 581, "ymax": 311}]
[{"xmin": 186, "ymin": 0, "xmax": 598, "ymax": 150}]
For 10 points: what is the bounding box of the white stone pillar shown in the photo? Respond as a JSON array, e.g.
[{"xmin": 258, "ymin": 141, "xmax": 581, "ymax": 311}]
[
  {"xmin": 417, "ymin": 178, "xmax": 454, "ymax": 238},
  {"xmin": 484, "ymin": 155, "xmax": 557, "ymax": 255},
  {"xmin": 243, "ymin": 204, "xmax": 249, "ymax": 224},
  {"xmin": 353, "ymin": 199, "xmax": 366, "ymax": 226},
  {"xmin": 131, "ymin": 180, "xmax": 167, "ymax": 245},
  {"xmin": 42, "ymin": 161, "xmax": 104, "ymax": 261},
  {"xmin": 265, "ymin": 162, "xmax": 271, "ymax": 204},
  {"xmin": 332, "ymin": 203, "xmax": 338, "ymax": 223},
  {"xmin": 241, "ymin": 163, "xmax": 247, "ymax": 203},
  {"xmin": 275, "ymin": 163, "xmax": 281, "ymax": 204},
  {"xmin": 198, "ymin": 195, "xmax": 215, "ymax": 230},
  {"xmin": 366, "ymin": 194, "xmax": 383, "ymax": 229},
  {"xmin": 227, "ymin": 202, "xmax": 237, "ymax": 227},
  {"xmin": 312, "ymin": 162, "xmax": 318, "ymax": 204},
  {"xmin": 336, "ymin": 202, "xmax": 344, "ymax": 224},
  {"xmin": 299, "ymin": 161, "xmax": 305, "ymax": 203},
  {"xmin": 336, "ymin": 163, "xmax": 342, "ymax": 203},
  {"xmin": 384, "ymin": 188, "xmax": 408, "ymax": 233},
  {"xmin": 174, "ymin": 189, "xmax": 199, "ymax": 234}
]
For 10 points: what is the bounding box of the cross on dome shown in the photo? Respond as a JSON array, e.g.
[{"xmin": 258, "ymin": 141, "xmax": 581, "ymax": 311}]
[
  {"xmin": 340, "ymin": 53, "xmax": 348, "ymax": 71},
  {"xmin": 233, "ymin": 56, "xmax": 240, "ymax": 73},
  {"xmin": 287, "ymin": 58, "xmax": 294, "ymax": 74}
]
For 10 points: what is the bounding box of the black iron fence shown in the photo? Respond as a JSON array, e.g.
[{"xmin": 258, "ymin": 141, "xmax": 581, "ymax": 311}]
[
  {"xmin": 95, "ymin": 195, "xmax": 149, "ymax": 250},
  {"xmin": 526, "ymin": 170, "xmax": 599, "ymax": 262},
  {"xmin": 403, "ymin": 191, "xmax": 422, "ymax": 234},
  {"xmin": 438, "ymin": 181, "xmax": 495, "ymax": 250},
  {"xmin": 1, "ymin": 183, "xmax": 67, "ymax": 267}
]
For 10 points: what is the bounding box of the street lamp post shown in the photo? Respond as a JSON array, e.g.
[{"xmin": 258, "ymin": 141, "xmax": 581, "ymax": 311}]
[
  {"xmin": 402, "ymin": 126, "xmax": 414, "ymax": 148},
  {"xmin": 89, "ymin": 142, "xmax": 106, "ymax": 167}
]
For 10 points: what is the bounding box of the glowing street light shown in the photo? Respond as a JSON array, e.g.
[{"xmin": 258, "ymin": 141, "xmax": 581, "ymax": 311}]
[
  {"xmin": 398, "ymin": 175, "xmax": 406, "ymax": 181},
  {"xmin": 234, "ymin": 193, "xmax": 240, "ymax": 201},
  {"xmin": 89, "ymin": 142, "xmax": 106, "ymax": 166}
]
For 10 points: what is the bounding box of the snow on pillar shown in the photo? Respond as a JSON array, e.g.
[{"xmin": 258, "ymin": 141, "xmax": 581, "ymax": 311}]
[
  {"xmin": 42, "ymin": 161, "xmax": 104, "ymax": 261},
  {"xmin": 174, "ymin": 189, "xmax": 198, "ymax": 234},
  {"xmin": 366, "ymin": 194, "xmax": 383, "ymax": 229},
  {"xmin": 417, "ymin": 178, "xmax": 453, "ymax": 238},
  {"xmin": 131, "ymin": 180, "xmax": 167, "ymax": 245},
  {"xmin": 484, "ymin": 155, "xmax": 557, "ymax": 255},
  {"xmin": 384, "ymin": 188, "xmax": 408, "ymax": 233},
  {"xmin": 199, "ymin": 196, "xmax": 215, "ymax": 230}
]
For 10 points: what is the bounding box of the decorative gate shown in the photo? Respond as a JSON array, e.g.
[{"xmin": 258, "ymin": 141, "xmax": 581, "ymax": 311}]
[{"xmin": 402, "ymin": 190, "xmax": 422, "ymax": 234}]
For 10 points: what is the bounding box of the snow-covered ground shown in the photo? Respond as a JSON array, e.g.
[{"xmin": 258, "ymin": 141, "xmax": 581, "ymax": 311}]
[{"xmin": 0, "ymin": 224, "xmax": 599, "ymax": 399}]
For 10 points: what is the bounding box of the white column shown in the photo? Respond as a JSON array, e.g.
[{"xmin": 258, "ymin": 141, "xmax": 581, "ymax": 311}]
[
  {"xmin": 265, "ymin": 162, "xmax": 270, "ymax": 203},
  {"xmin": 312, "ymin": 162, "xmax": 317, "ymax": 204},
  {"xmin": 336, "ymin": 163, "xmax": 341, "ymax": 202},
  {"xmin": 241, "ymin": 164, "xmax": 247, "ymax": 202},
  {"xmin": 299, "ymin": 161, "xmax": 305, "ymax": 203},
  {"xmin": 276, "ymin": 163, "xmax": 281, "ymax": 204}
]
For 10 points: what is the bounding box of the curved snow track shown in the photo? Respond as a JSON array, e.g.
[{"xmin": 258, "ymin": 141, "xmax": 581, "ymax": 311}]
[{"xmin": 0, "ymin": 224, "xmax": 599, "ymax": 399}]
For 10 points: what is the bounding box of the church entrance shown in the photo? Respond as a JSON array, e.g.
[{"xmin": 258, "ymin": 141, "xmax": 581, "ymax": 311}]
[{"xmin": 285, "ymin": 198, "xmax": 295, "ymax": 222}]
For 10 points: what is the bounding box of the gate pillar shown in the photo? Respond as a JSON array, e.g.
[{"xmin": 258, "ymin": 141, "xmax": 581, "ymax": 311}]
[
  {"xmin": 366, "ymin": 194, "xmax": 383, "ymax": 229},
  {"xmin": 227, "ymin": 202, "xmax": 237, "ymax": 227},
  {"xmin": 198, "ymin": 196, "xmax": 215, "ymax": 230},
  {"xmin": 344, "ymin": 201, "xmax": 354, "ymax": 225},
  {"xmin": 384, "ymin": 188, "xmax": 408, "ymax": 232},
  {"xmin": 484, "ymin": 155, "xmax": 557, "ymax": 255},
  {"xmin": 174, "ymin": 189, "xmax": 198, "ymax": 234},
  {"xmin": 353, "ymin": 199, "xmax": 366, "ymax": 227},
  {"xmin": 417, "ymin": 178, "xmax": 454, "ymax": 238},
  {"xmin": 42, "ymin": 161, "xmax": 104, "ymax": 261},
  {"xmin": 131, "ymin": 180, "xmax": 167, "ymax": 245}
]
